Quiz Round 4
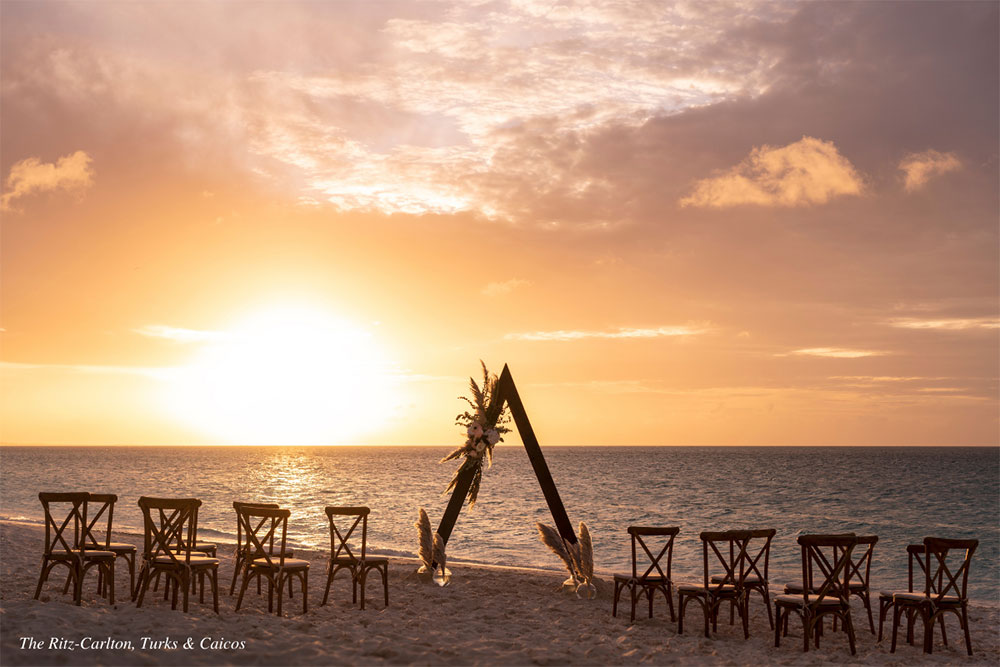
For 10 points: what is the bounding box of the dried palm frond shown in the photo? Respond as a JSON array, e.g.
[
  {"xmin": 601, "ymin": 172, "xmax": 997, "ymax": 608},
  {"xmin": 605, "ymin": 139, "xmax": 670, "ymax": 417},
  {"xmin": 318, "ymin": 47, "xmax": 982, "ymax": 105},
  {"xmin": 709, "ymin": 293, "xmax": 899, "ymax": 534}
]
[
  {"xmin": 440, "ymin": 445, "xmax": 468, "ymax": 464},
  {"xmin": 467, "ymin": 465, "xmax": 483, "ymax": 507},
  {"xmin": 537, "ymin": 522, "xmax": 576, "ymax": 577},
  {"xmin": 432, "ymin": 532, "xmax": 447, "ymax": 570},
  {"xmin": 579, "ymin": 522, "xmax": 594, "ymax": 581}
]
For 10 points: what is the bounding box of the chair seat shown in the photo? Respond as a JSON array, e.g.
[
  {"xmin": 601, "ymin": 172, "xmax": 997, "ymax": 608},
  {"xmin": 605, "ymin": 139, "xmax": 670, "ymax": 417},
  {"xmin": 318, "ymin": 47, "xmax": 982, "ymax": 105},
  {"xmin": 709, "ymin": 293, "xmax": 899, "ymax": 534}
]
[
  {"xmin": 711, "ymin": 574, "xmax": 762, "ymax": 584},
  {"xmin": 678, "ymin": 583, "xmax": 737, "ymax": 594},
  {"xmin": 252, "ymin": 557, "xmax": 310, "ymax": 570},
  {"xmin": 105, "ymin": 542, "xmax": 137, "ymax": 553},
  {"xmin": 783, "ymin": 581, "xmax": 814, "ymax": 593},
  {"xmin": 153, "ymin": 554, "xmax": 219, "ymax": 567},
  {"xmin": 332, "ymin": 556, "xmax": 388, "ymax": 566},
  {"xmin": 774, "ymin": 593, "xmax": 843, "ymax": 607},
  {"xmin": 613, "ymin": 573, "xmax": 669, "ymax": 583},
  {"xmin": 47, "ymin": 549, "xmax": 116, "ymax": 560},
  {"xmin": 893, "ymin": 592, "xmax": 960, "ymax": 603},
  {"xmin": 81, "ymin": 549, "xmax": 116, "ymax": 560}
]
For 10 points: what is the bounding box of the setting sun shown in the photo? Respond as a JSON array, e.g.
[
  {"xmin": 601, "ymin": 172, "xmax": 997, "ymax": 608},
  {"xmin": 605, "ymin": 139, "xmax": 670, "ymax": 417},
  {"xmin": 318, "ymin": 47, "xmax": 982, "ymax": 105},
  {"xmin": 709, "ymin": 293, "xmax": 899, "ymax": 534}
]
[{"xmin": 164, "ymin": 305, "xmax": 397, "ymax": 445}]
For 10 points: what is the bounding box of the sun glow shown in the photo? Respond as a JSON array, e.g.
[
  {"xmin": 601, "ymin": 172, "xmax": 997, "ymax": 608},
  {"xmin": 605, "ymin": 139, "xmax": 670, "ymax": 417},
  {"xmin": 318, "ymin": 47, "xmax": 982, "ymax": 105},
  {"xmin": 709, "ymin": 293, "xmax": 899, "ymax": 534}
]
[{"xmin": 165, "ymin": 305, "xmax": 397, "ymax": 444}]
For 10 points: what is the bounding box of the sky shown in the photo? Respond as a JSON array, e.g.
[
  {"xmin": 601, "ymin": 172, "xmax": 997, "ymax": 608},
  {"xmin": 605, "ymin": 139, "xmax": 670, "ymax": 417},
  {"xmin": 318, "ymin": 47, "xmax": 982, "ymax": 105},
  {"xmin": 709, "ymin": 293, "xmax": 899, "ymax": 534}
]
[{"xmin": 1, "ymin": 0, "xmax": 997, "ymax": 446}]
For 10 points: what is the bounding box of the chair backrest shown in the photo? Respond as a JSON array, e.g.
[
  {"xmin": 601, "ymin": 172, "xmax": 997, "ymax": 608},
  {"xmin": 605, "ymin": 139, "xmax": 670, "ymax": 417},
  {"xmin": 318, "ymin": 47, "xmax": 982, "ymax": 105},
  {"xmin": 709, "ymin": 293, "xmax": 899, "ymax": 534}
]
[
  {"xmin": 325, "ymin": 506, "xmax": 371, "ymax": 562},
  {"xmin": 238, "ymin": 506, "xmax": 290, "ymax": 568},
  {"xmin": 137, "ymin": 497, "xmax": 201, "ymax": 567},
  {"xmin": 797, "ymin": 533, "xmax": 857, "ymax": 606},
  {"xmin": 698, "ymin": 529, "xmax": 775, "ymax": 592},
  {"xmin": 923, "ymin": 536, "xmax": 978, "ymax": 603},
  {"xmin": 38, "ymin": 492, "xmax": 88, "ymax": 556},
  {"xmin": 905, "ymin": 543, "xmax": 928, "ymax": 593},
  {"xmin": 81, "ymin": 493, "xmax": 117, "ymax": 550},
  {"xmin": 845, "ymin": 535, "xmax": 878, "ymax": 590},
  {"xmin": 733, "ymin": 528, "xmax": 776, "ymax": 583},
  {"xmin": 627, "ymin": 526, "xmax": 679, "ymax": 580},
  {"xmin": 233, "ymin": 501, "xmax": 279, "ymax": 554}
]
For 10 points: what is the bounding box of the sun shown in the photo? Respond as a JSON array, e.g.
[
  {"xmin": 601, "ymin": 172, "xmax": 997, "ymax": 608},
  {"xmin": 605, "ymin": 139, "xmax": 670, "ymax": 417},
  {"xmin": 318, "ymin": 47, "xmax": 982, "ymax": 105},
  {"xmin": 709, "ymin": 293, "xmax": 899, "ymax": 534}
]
[{"xmin": 165, "ymin": 304, "xmax": 397, "ymax": 445}]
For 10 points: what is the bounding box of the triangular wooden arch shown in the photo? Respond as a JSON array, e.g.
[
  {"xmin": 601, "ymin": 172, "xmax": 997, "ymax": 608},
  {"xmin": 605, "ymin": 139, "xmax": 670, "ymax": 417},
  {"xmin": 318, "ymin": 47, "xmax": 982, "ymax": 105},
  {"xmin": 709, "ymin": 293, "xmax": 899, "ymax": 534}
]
[{"xmin": 435, "ymin": 364, "xmax": 578, "ymax": 550}]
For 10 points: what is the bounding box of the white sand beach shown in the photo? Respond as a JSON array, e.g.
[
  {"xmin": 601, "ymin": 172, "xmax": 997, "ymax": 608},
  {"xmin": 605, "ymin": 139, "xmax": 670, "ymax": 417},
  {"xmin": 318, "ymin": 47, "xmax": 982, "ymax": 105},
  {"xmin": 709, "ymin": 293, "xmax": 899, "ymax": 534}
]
[{"xmin": 2, "ymin": 520, "xmax": 997, "ymax": 666}]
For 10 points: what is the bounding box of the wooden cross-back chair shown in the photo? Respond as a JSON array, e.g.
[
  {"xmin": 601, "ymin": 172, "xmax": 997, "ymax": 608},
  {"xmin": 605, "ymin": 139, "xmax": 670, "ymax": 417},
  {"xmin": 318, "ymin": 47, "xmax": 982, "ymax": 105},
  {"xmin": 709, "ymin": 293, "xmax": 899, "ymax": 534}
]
[
  {"xmin": 77, "ymin": 493, "xmax": 136, "ymax": 601},
  {"xmin": 34, "ymin": 492, "xmax": 116, "ymax": 605},
  {"xmin": 890, "ymin": 537, "xmax": 978, "ymax": 656},
  {"xmin": 134, "ymin": 497, "xmax": 219, "ymax": 613},
  {"xmin": 878, "ymin": 543, "xmax": 934, "ymax": 643},
  {"xmin": 321, "ymin": 506, "xmax": 389, "ymax": 610},
  {"xmin": 678, "ymin": 530, "xmax": 756, "ymax": 639},
  {"xmin": 229, "ymin": 502, "xmax": 296, "ymax": 597},
  {"xmin": 234, "ymin": 506, "xmax": 309, "ymax": 616},
  {"xmin": 612, "ymin": 526, "xmax": 679, "ymax": 623},
  {"xmin": 774, "ymin": 534, "xmax": 858, "ymax": 655},
  {"xmin": 710, "ymin": 528, "xmax": 776, "ymax": 629}
]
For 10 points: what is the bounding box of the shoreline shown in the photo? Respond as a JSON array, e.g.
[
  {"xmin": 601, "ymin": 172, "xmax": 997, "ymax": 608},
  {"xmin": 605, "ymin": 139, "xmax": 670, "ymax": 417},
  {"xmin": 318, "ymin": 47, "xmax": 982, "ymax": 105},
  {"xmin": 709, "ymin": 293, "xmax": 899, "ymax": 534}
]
[{"xmin": 2, "ymin": 520, "xmax": 998, "ymax": 665}]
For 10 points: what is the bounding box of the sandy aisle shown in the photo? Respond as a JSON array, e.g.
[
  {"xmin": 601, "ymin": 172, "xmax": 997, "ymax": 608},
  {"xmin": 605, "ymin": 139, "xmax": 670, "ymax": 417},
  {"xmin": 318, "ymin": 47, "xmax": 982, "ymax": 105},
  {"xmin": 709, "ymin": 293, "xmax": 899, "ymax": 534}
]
[{"xmin": 1, "ymin": 521, "xmax": 996, "ymax": 666}]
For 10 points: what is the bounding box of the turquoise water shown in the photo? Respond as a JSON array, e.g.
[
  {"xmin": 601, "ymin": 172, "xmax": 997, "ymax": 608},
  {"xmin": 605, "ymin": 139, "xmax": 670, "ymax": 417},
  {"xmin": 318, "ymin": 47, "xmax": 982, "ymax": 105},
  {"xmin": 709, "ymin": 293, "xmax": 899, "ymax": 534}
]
[{"xmin": 2, "ymin": 445, "xmax": 997, "ymax": 603}]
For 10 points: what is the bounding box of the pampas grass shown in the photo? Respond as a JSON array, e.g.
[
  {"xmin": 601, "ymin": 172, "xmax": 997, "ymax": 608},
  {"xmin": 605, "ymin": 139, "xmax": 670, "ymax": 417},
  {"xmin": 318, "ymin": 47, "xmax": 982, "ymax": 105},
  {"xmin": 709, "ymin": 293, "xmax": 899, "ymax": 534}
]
[
  {"xmin": 537, "ymin": 522, "xmax": 576, "ymax": 579},
  {"xmin": 433, "ymin": 532, "xmax": 447, "ymax": 571},
  {"xmin": 578, "ymin": 522, "xmax": 594, "ymax": 582},
  {"xmin": 416, "ymin": 508, "xmax": 434, "ymax": 570},
  {"xmin": 537, "ymin": 521, "xmax": 596, "ymax": 583}
]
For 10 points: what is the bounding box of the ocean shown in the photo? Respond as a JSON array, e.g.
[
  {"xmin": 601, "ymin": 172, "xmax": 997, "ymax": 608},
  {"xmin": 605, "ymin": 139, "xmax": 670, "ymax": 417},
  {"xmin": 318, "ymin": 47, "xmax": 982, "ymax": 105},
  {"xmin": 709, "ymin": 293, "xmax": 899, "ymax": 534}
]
[{"xmin": 2, "ymin": 445, "xmax": 997, "ymax": 604}]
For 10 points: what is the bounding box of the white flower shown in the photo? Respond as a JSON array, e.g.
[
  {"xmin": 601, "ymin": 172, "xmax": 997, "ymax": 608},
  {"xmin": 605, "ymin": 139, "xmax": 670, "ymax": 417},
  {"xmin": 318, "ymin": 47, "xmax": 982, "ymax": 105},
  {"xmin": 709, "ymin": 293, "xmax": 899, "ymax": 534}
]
[
  {"xmin": 467, "ymin": 447, "xmax": 482, "ymax": 459},
  {"xmin": 467, "ymin": 422, "xmax": 483, "ymax": 439},
  {"xmin": 475, "ymin": 441, "xmax": 486, "ymax": 453},
  {"xmin": 485, "ymin": 429, "xmax": 500, "ymax": 445}
]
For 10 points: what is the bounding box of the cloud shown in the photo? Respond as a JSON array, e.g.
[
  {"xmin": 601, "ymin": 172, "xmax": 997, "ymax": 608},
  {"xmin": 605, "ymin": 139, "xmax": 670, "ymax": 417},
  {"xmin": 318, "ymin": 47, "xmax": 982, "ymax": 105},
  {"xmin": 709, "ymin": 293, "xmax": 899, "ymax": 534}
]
[
  {"xmin": 133, "ymin": 324, "xmax": 227, "ymax": 343},
  {"xmin": 1, "ymin": 150, "xmax": 94, "ymax": 211},
  {"xmin": 899, "ymin": 150, "xmax": 961, "ymax": 191},
  {"xmin": 781, "ymin": 347, "xmax": 886, "ymax": 359},
  {"xmin": 505, "ymin": 324, "xmax": 709, "ymax": 342},
  {"xmin": 482, "ymin": 278, "xmax": 530, "ymax": 297},
  {"xmin": 887, "ymin": 317, "xmax": 999, "ymax": 331},
  {"xmin": 0, "ymin": 361, "xmax": 173, "ymax": 379},
  {"xmin": 680, "ymin": 137, "xmax": 864, "ymax": 208}
]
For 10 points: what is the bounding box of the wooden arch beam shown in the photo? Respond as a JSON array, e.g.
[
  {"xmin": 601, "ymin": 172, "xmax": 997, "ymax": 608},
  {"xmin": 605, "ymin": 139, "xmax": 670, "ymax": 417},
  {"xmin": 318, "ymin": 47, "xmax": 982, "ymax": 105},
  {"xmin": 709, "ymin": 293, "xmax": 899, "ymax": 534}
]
[{"xmin": 435, "ymin": 364, "xmax": 578, "ymax": 548}]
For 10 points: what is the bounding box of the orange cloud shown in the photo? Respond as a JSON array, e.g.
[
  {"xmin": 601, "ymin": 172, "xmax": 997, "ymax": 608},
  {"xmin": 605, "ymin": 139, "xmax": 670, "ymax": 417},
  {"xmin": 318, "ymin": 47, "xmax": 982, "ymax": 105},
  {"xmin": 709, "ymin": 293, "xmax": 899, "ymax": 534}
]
[
  {"xmin": 887, "ymin": 317, "xmax": 998, "ymax": 331},
  {"xmin": 482, "ymin": 278, "xmax": 530, "ymax": 297},
  {"xmin": 1, "ymin": 150, "xmax": 94, "ymax": 211},
  {"xmin": 505, "ymin": 324, "xmax": 710, "ymax": 341},
  {"xmin": 782, "ymin": 347, "xmax": 886, "ymax": 358},
  {"xmin": 680, "ymin": 136, "xmax": 863, "ymax": 208},
  {"xmin": 898, "ymin": 149, "xmax": 961, "ymax": 191}
]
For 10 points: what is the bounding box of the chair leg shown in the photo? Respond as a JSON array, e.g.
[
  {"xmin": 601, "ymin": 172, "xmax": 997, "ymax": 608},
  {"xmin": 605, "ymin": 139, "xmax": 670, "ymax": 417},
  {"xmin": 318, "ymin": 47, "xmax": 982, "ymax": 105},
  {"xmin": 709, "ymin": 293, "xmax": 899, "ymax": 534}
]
[
  {"xmin": 647, "ymin": 585, "xmax": 654, "ymax": 619},
  {"xmin": 34, "ymin": 559, "xmax": 52, "ymax": 600},
  {"xmin": 890, "ymin": 603, "xmax": 901, "ymax": 653},
  {"xmin": 276, "ymin": 574, "xmax": 284, "ymax": 617},
  {"xmin": 862, "ymin": 591, "xmax": 875, "ymax": 634},
  {"xmin": 235, "ymin": 570, "xmax": 251, "ymax": 612},
  {"xmin": 321, "ymin": 562, "xmax": 334, "ymax": 606},
  {"xmin": 877, "ymin": 599, "xmax": 887, "ymax": 641},
  {"xmin": 961, "ymin": 604, "xmax": 973, "ymax": 656},
  {"xmin": 629, "ymin": 584, "xmax": 637, "ymax": 623},
  {"xmin": 665, "ymin": 584, "xmax": 676, "ymax": 622},
  {"xmin": 359, "ymin": 569, "xmax": 367, "ymax": 611},
  {"xmin": 303, "ymin": 571, "xmax": 309, "ymax": 615},
  {"xmin": 212, "ymin": 568, "xmax": 219, "ymax": 614},
  {"xmin": 774, "ymin": 606, "xmax": 782, "ymax": 648},
  {"xmin": 135, "ymin": 568, "xmax": 151, "ymax": 608},
  {"xmin": 939, "ymin": 613, "xmax": 948, "ymax": 647},
  {"xmin": 612, "ymin": 581, "xmax": 620, "ymax": 617},
  {"xmin": 845, "ymin": 610, "xmax": 857, "ymax": 655}
]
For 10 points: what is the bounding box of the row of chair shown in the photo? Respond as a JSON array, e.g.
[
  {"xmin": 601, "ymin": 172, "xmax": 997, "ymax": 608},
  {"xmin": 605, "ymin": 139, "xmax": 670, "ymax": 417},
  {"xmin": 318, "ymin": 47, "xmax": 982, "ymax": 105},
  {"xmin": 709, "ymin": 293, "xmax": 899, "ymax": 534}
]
[
  {"xmin": 33, "ymin": 493, "xmax": 389, "ymax": 616},
  {"xmin": 609, "ymin": 526, "xmax": 979, "ymax": 656}
]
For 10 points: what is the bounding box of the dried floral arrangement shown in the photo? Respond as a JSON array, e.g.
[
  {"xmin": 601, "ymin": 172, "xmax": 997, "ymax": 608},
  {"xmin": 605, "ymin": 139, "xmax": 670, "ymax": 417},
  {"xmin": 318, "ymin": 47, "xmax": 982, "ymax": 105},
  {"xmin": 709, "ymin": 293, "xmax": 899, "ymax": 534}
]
[
  {"xmin": 415, "ymin": 508, "xmax": 446, "ymax": 580},
  {"xmin": 537, "ymin": 521, "xmax": 595, "ymax": 589},
  {"xmin": 440, "ymin": 361, "xmax": 512, "ymax": 507}
]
